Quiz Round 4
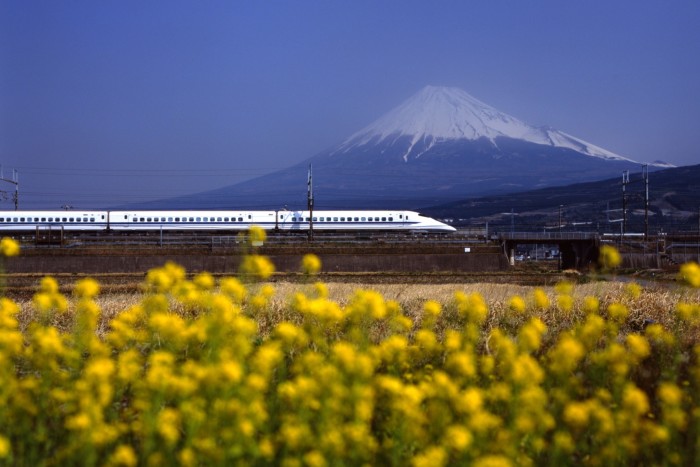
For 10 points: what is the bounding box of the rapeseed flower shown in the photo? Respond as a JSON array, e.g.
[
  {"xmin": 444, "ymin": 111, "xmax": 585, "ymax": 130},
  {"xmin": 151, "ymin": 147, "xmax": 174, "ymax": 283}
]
[
  {"xmin": 678, "ymin": 262, "xmax": 700, "ymax": 287},
  {"xmin": 599, "ymin": 245, "xmax": 622, "ymax": 269},
  {"xmin": 508, "ymin": 295, "xmax": 526, "ymax": 314},
  {"xmin": 301, "ymin": 253, "xmax": 322, "ymax": 275},
  {"xmin": 247, "ymin": 225, "xmax": 267, "ymax": 244},
  {"xmin": 532, "ymin": 288, "xmax": 549, "ymax": 310},
  {"xmin": 240, "ymin": 254, "xmax": 275, "ymax": 280},
  {"xmin": 0, "ymin": 237, "xmax": 19, "ymax": 257},
  {"xmin": 73, "ymin": 278, "xmax": 100, "ymax": 299}
]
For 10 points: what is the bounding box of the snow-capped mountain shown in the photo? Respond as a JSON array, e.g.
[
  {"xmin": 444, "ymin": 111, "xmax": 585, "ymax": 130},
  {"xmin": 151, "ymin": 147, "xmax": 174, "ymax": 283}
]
[
  {"xmin": 130, "ymin": 86, "xmax": 672, "ymax": 210},
  {"xmin": 336, "ymin": 85, "xmax": 639, "ymax": 164}
]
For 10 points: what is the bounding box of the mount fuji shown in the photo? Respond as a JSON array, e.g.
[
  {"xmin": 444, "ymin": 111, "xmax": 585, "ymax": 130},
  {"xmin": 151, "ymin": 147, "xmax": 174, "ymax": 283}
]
[{"xmin": 137, "ymin": 86, "xmax": 672, "ymax": 209}]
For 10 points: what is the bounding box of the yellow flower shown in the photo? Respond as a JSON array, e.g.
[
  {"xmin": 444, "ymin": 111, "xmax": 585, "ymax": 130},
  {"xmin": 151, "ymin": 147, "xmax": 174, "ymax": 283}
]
[
  {"xmin": 599, "ymin": 245, "xmax": 622, "ymax": 269},
  {"xmin": 607, "ymin": 302, "xmax": 629, "ymax": 323},
  {"xmin": 157, "ymin": 408, "xmax": 181, "ymax": 445},
  {"xmin": 412, "ymin": 446, "xmax": 447, "ymax": 467},
  {"xmin": 556, "ymin": 294, "xmax": 574, "ymax": 313},
  {"xmin": 518, "ymin": 318, "xmax": 547, "ymax": 352},
  {"xmin": 658, "ymin": 382, "xmax": 682, "ymax": 406},
  {"xmin": 73, "ymin": 277, "xmax": 100, "ymax": 299},
  {"xmin": 240, "ymin": 255, "xmax": 275, "ymax": 280},
  {"xmin": 301, "ymin": 253, "xmax": 322, "ymax": 274},
  {"xmin": 473, "ymin": 455, "xmax": 513, "ymax": 467},
  {"xmin": 582, "ymin": 295, "xmax": 600, "ymax": 314},
  {"xmin": 622, "ymin": 384, "xmax": 649, "ymax": 416},
  {"xmin": 108, "ymin": 444, "xmax": 138, "ymax": 467},
  {"xmin": 0, "ymin": 435, "xmax": 10, "ymax": 458},
  {"xmin": 548, "ymin": 334, "xmax": 584, "ymax": 374},
  {"xmin": 508, "ymin": 295, "xmax": 526, "ymax": 313},
  {"xmin": 555, "ymin": 280, "xmax": 574, "ymax": 295},
  {"xmin": 532, "ymin": 288, "xmax": 550, "ymax": 309},
  {"xmin": 39, "ymin": 276, "xmax": 60, "ymax": 294},
  {"xmin": 678, "ymin": 262, "xmax": 700, "ymax": 287},
  {"xmin": 455, "ymin": 291, "xmax": 488, "ymax": 324},
  {"xmin": 248, "ymin": 225, "xmax": 267, "ymax": 244},
  {"xmin": 0, "ymin": 237, "xmax": 19, "ymax": 257},
  {"xmin": 193, "ymin": 272, "xmax": 215, "ymax": 290},
  {"xmin": 563, "ymin": 401, "xmax": 590, "ymax": 430},
  {"xmin": 219, "ymin": 277, "xmax": 247, "ymax": 303},
  {"xmin": 625, "ymin": 333, "xmax": 650, "ymax": 361},
  {"xmin": 625, "ymin": 282, "xmax": 642, "ymax": 299},
  {"xmin": 422, "ymin": 300, "xmax": 441, "ymax": 318},
  {"xmin": 445, "ymin": 425, "xmax": 472, "ymax": 451}
]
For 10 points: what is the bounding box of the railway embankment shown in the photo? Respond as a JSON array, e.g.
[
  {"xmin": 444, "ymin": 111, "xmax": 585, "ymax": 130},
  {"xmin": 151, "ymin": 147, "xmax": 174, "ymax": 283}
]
[{"xmin": 5, "ymin": 242, "xmax": 508, "ymax": 276}]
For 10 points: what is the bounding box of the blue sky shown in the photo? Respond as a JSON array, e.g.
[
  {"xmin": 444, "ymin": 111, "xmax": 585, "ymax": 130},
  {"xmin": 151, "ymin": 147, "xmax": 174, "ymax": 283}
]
[{"xmin": 1, "ymin": 1, "xmax": 699, "ymax": 208}]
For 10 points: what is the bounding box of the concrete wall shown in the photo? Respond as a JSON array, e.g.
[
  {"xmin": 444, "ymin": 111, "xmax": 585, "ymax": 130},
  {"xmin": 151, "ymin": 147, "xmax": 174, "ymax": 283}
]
[{"xmin": 7, "ymin": 246, "xmax": 508, "ymax": 274}]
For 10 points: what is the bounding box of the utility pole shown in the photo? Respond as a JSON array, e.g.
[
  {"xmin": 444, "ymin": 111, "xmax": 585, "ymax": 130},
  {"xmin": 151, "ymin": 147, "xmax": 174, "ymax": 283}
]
[
  {"xmin": 0, "ymin": 166, "xmax": 19, "ymax": 210},
  {"xmin": 559, "ymin": 205, "xmax": 563, "ymax": 234},
  {"xmin": 643, "ymin": 164, "xmax": 649, "ymax": 240},
  {"xmin": 622, "ymin": 170, "xmax": 629, "ymax": 236},
  {"xmin": 307, "ymin": 164, "xmax": 314, "ymax": 241}
]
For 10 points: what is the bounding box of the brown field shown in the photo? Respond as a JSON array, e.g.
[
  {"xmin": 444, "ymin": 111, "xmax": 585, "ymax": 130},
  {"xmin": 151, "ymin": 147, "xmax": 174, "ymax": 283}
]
[{"xmin": 10, "ymin": 274, "xmax": 700, "ymax": 344}]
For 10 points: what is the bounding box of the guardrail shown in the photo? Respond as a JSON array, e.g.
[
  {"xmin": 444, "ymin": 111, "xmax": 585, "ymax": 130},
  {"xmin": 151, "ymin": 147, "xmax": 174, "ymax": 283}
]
[{"xmin": 499, "ymin": 232, "xmax": 599, "ymax": 241}]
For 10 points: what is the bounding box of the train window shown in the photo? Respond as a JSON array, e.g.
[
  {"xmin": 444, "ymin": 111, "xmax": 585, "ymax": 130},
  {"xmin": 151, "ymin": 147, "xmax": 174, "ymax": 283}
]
[
  {"xmin": 196, "ymin": 217, "xmax": 201, "ymax": 222},
  {"xmin": 139, "ymin": 218, "xmax": 144, "ymax": 222},
  {"xmin": 312, "ymin": 217, "xmax": 317, "ymax": 222},
  {"xmin": 389, "ymin": 217, "xmax": 393, "ymax": 221},
  {"xmin": 340, "ymin": 217, "xmax": 345, "ymax": 222},
  {"xmin": 382, "ymin": 217, "xmax": 387, "ymax": 221},
  {"xmin": 361, "ymin": 217, "xmax": 366, "ymax": 221},
  {"xmin": 146, "ymin": 218, "xmax": 152, "ymax": 222},
  {"xmin": 333, "ymin": 217, "xmax": 338, "ymax": 222},
  {"xmin": 70, "ymin": 218, "xmax": 75, "ymax": 222},
  {"xmin": 13, "ymin": 218, "xmax": 18, "ymax": 222},
  {"xmin": 174, "ymin": 217, "xmax": 180, "ymax": 222},
  {"xmin": 167, "ymin": 217, "xmax": 172, "ymax": 222},
  {"xmin": 62, "ymin": 218, "xmax": 67, "ymax": 222},
  {"xmin": 40, "ymin": 218, "xmax": 46, "ymax": 222},
  {"xmin": 90, "ymin": 219, "xmax": 95, "ymax": 222},
  {"xmin": 237, "ymin": 217, "xmax": 242, "ymax": 222},
  {"xmin": 217, "ymin": 217, "xmax": 222, "ymax": 222},
  {"xmin": 354, "ymin": 217, "xmax": 359, "ymax": 221},
  {"xmin": 189, "ymin": 217, "xmax": 194, "ymax": 222},
  {"xmin": 248, "ymin": 215, "xmax": 251, "ymax": 219},
  {"xmin": 0, "ymin": 218, "xmax": 3, "ymax": 222}
]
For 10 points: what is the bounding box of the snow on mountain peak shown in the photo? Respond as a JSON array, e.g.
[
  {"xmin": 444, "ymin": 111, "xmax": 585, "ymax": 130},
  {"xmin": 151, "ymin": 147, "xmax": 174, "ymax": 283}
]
[{"xmin": 337, "ymin": 85, "xmax": 637, "ymax": 163}]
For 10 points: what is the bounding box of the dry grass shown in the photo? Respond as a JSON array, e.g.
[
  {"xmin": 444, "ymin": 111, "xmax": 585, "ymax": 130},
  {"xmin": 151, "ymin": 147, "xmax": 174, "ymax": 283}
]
[{"xmin": 11, "ymin": 278, "xmax": 700, "ymax": 346}]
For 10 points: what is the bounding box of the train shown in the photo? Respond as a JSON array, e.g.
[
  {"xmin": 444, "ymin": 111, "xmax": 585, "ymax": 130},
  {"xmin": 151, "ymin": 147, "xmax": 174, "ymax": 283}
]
[{"xmin": 0, "ymin": 209, "xmax": 456, "ymax": 233}]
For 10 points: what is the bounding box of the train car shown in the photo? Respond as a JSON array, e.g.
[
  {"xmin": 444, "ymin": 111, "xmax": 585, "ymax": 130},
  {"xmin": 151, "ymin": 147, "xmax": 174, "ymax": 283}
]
[
  {"xmin": 0, "ymin": 209, "xmax": 455, "ymax": 234},
  {"xmin": 107, "ymin": 210, "xmax": 454, "ymax": 233},
  {"xmin": 107, "ymin": 210, "xmax": 277, "ymax": 231},
  {"xmin": 276, "ymin": 210, "xmax": 455, "ymax": 233},
  {"xmin": 0, "ymin": 211, "xmax": 109, "ymax": 231}
]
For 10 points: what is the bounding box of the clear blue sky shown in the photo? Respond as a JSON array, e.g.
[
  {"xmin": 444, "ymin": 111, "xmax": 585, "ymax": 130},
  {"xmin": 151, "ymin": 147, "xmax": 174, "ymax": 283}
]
[{"xmin": 2, "ymin": 1, "xmax": 699, "ymax": 208}]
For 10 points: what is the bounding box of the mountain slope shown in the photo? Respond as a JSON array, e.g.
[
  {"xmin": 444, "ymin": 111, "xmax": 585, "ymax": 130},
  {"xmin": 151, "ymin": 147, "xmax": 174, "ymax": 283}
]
[
  {"xmin": 127, "ymin": 86, "xmax": 671, "ymax": 210},
  {"xmin": 422, "ymin": 164, "xmax": 700, "ymax": 232}
]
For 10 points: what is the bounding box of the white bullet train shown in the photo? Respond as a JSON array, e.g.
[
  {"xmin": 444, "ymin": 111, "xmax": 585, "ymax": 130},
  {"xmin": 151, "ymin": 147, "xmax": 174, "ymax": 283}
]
[{"xmin": 0, "ymin": 210, "xmax": 456, "ymax": 233}]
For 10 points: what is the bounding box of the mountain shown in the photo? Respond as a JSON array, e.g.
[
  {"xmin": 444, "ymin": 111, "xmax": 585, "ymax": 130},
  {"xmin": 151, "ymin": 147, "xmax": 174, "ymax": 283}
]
[
  {"xmin": 422, "ymin": 164, "xmax": 700, "ymax": 233},
  {"xmin": 129, "ymin": 86, "xmax": 672, "ymax": 210}
]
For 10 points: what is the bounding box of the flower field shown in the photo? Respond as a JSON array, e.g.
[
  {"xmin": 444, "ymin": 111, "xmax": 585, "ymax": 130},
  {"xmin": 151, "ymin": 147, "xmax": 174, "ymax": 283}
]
[{"xmin": 1, "ymin": 234, "xmax": 700, "ymax": 466}]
